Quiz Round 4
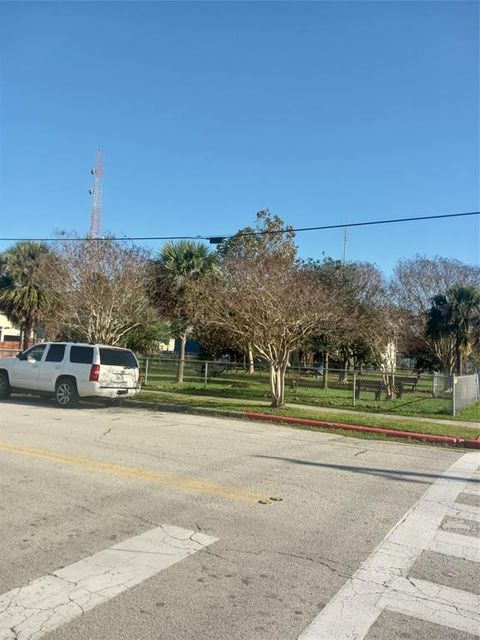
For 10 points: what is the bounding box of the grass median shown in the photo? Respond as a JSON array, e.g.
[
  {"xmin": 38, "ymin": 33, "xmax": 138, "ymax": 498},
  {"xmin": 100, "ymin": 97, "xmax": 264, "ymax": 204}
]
[
  {"xmin": 141, "ymin": 366, "xmax": 479, "ymax": 422},
  {"xmin": 133, "ymin": 388, "xmax": 479, "ymax": 442}
]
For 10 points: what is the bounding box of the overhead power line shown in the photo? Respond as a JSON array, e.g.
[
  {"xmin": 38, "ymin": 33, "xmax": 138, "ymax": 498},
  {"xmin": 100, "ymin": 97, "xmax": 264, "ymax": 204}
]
[{"xmin": 0, "ymin": 210, "xmax": 478, "ymax": 243}]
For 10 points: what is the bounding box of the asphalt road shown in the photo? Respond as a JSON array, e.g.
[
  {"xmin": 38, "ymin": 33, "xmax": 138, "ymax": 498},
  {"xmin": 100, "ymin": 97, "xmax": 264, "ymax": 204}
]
[{"xmin": 0, "ymin": 398, "xmax": 479, "ymax": 640}]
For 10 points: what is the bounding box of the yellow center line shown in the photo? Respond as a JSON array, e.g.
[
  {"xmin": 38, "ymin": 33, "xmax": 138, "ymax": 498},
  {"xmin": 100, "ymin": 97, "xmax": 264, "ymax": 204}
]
[{"xmin": 0, "ymin": 442, "xmax": 264, "ymax": 503}]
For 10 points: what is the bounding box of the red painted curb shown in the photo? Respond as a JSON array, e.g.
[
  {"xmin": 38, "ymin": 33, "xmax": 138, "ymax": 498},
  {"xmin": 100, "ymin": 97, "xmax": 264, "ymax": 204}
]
[{"xmin": 243, "ymin": 412, "xmax": 480, "ymax": 449}]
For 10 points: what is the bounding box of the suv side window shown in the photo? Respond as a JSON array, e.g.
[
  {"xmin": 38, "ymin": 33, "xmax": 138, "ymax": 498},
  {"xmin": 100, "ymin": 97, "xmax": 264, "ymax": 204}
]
[
  {"xmin": 23, "ymin": 344, "xmax": 47, "ymax": 362},
  {"xmin": 45, "ymin": 344, "xmax": 66, "ymax": 363},
  {"xmin": 99, "ymin": 348, "xmax": 138, "ymax": 368},
  {"xmin": 69, "ymin": 346, "xmax": 94, "ymax": 364}
]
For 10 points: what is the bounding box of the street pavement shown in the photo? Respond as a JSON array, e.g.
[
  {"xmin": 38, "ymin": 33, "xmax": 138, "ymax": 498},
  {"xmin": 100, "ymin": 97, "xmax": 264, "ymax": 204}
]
[{"xmin": 0, "ymin": 397, "xmax": 479, "ymax": 640}]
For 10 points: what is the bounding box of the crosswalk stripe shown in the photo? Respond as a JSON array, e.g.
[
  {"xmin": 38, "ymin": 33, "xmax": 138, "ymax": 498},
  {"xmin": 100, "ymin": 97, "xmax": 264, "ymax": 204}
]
[
  {"xmin": 298, "ymin": 452, "xmax": 480, "ymax": 640},
  {"xmin": 0, "ymin": 525, "xmax": 217, "ymax": 640},
  {"xmin": 381, "ymin": 577, "xmax": 480, "ymax": 636},
  {"xmin": 447, "ymin": 503, "xmax": 480, "ymax": 523},
  {"xmin": 430, "ymin": 529, "xmax": 480, "ymax": 563},
  {"xmin": 462, "ymin": 484, "xmax": 480, "ymax": 496}
]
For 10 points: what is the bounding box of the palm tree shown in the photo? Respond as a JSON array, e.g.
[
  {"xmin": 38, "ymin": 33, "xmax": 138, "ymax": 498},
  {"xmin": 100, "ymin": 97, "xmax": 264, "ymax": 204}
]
[
  {"xmin": 154, "ymin": 241, "xmax": 216, "ymax": 383},
  {"xmin": 427, "ymin": 284, "xmax": 480, "ymax": 375},
  {"xmin": 0, "ymin": 242, "xmax": 52, "ymax": 350}
]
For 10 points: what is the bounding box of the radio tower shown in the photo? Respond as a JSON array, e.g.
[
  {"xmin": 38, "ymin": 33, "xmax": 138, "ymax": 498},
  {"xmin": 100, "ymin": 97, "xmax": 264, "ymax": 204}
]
[{"xmin": 88, "ymin": 149, "xmax": 104, "ymax": 237}]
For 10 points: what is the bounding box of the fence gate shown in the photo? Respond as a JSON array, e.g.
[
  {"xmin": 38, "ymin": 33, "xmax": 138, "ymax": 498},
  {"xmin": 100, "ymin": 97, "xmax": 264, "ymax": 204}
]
[{"xmin": 453, "ymin": 374, "xmax": 480, "ymax": 416}]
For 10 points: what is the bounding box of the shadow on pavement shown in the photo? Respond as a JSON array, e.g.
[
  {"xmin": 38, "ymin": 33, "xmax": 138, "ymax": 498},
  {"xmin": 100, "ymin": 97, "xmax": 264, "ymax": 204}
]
[
  {"xmin": 2, "ymin": 395, "xmax": 108, "ymax": 410},
  {"xmin": 253, "ymin": 455, "xmax": 480, "ymax": 486}
]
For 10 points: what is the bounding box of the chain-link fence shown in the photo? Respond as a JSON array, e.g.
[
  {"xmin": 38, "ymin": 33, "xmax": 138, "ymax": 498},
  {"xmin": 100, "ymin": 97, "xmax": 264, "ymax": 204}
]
[
  {"xmin": 453, "ymin": 374, "xmax": 480, "ymax": 416},
  {"xmin": 2, "ymin": 348, "xmax": 477, "ymax": 417},
  {"xmin": 285, "ymin": 367, "xmax": 455, "ymax": 417},
  {"xmin": 138, "ymin": 357, "xmax": 473, "ymax": 417},
  {"xmin": 140, "ymin": 356, "xmax": 253, "ymax": 387}
]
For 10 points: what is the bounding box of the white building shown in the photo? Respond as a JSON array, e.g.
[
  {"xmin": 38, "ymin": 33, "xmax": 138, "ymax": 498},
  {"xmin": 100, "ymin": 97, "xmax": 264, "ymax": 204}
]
[{"xmin": 0, "ymin": 313, "xmax": 21, "ymax": 343}]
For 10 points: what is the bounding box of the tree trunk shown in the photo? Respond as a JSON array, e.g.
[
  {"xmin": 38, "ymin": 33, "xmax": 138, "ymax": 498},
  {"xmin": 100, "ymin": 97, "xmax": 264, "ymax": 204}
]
[
  {"xmin": 381, "ymin": 370, "xmax": 395, "ymax": 399},
  {"xmin": 22, "ymin": 323, "xmax": 32, "ymax": 351},
  {"xmin": 338, "ymin": 349, "xmax": 350, "ymax": 384},
  {"xmin": 247, "ymin": 344, "xmax": 255, "ymax": 375},
  {"xmin": 270, "ymin": 362, "xmax": 287, "ymax": 407},
  {"xmin": 455, "ymin": 337, "xmax": 462, "ymax": 376},
  {"xmin": 176, "ymin": 333, "xmax": 187, "ymax": 383},
  {"xmin": 338, "ymin": 355, "xmax": 349, "ymax": 383},
  {"xmin": 387, "ymin": 372, "xmax": 395, "ymax": 399},
  {"xmin": 323, "ymin": 351, "xmax": 329, "ymax": 389}
]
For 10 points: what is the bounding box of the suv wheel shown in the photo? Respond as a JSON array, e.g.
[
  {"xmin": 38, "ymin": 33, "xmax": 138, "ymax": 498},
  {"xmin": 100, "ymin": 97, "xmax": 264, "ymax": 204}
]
[
  {"xmin": 55, "ymin": 379, "xmax": 78, "ymax": 408},
  {"xmin": 0, "ymin": 372, "xmax": 11, "ymax": 399}
]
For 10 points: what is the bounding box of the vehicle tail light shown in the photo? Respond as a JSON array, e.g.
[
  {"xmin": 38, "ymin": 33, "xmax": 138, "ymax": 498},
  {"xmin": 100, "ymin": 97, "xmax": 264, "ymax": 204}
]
[
  {"xmin": 137, "ymin": 369, "xmax": 142, "ymax": 384},
  {"xmin": 89, "ymin": 364, "xmax": 100, "ymax": 382}
]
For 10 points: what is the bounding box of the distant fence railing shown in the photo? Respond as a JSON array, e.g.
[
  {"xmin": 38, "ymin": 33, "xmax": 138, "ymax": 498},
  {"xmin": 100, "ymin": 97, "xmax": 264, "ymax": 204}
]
[{"xmin": 138, "ymin": 357, "xmax": 480, "ymax": 417}]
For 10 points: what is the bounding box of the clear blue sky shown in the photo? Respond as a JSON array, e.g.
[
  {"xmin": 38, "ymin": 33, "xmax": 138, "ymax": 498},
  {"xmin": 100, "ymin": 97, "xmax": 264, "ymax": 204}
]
[{"xmin": 0, "ymin": 1, "xmax": 478, "ymax": 273}]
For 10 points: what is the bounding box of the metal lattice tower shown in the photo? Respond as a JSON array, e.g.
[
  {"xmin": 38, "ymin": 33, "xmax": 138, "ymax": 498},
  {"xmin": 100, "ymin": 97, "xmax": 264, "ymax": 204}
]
[{"xmin": 88, "ymin": 149, "xmax": 104, "ymax": 237}]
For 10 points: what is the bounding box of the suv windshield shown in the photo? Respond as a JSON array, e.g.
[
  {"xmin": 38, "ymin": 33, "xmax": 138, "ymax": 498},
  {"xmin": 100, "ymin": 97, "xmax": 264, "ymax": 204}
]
[{"xmin": 99, "ymin": 348, "xmax": 138, "ymax": 368}]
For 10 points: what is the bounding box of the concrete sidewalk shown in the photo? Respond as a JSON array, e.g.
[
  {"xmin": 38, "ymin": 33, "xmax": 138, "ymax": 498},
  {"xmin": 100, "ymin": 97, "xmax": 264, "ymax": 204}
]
[
  {"xmin": 141, "ymin": 390, "xmax": 480, "ymax": 430},
  {"xmin": 290, "ymin": 402, "xmax": 480, "ymax": 430}
]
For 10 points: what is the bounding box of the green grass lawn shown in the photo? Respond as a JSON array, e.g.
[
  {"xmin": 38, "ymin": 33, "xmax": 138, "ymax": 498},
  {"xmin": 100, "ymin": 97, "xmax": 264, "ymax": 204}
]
[
  {"xmin": 456, "ymin": 402, "xmax": 480, "ymax": 421},
  {"xmin": 139, "ymin": 361, "xmax": 480, "ymax": 421},
  {"xmin": 134, "ymin": 388, "xmax": 479, "ymax": 442},
  {"xmin": 141, "ymin": 363, "xmax": 479, "ymax": 422}
]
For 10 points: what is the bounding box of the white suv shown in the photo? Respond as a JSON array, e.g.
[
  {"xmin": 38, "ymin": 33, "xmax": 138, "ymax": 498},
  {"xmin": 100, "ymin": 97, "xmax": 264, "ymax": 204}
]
[{"xmin": 0, "ymin": 342, "xmax": 141, "ymax": 407}]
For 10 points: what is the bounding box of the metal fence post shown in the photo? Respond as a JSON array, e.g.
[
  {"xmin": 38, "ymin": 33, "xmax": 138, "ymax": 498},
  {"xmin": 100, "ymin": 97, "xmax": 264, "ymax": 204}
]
[
  {"xmin": 452, "ymin": 375, "xmax": 456, "ymax": 416},
  {"xmin": 144, "ymin": 358, "xmax": 149, "ymax": 386},
  {"xmin": 204, "ymin": 362, "xmax": 208, "ymax": 389},
  {"xmin": 353, "ymin": 372, "xmax": 356, "ymax": 407}
]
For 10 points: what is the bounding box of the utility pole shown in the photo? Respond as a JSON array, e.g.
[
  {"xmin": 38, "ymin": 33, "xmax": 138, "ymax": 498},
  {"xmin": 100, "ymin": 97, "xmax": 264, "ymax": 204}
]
[
  {"xmin": 88, "ymin": 149, "xmax": 104, "ymax": 238},
  {"xmin": 342, "ymin": 227, "xmax": 348, "ymax": 264}
]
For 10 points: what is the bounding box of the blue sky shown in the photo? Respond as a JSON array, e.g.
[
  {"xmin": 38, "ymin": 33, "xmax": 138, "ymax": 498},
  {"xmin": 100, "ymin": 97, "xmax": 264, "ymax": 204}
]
[{"xmin": 0, "ymin": 1, "xmax": 478, "ymax": 273}]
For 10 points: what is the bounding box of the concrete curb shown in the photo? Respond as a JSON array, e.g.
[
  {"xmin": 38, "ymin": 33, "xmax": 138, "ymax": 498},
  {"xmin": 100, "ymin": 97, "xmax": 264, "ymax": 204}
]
[
  {"xmin": 123, "ymin": 401, "xmax": 480, "ymax": 449},
  {"xmin": 123, "ymin": 400, "xmax": 241, "ymax": 420},
  {"xmin": 243, "ymin": 412, "xmax": 480, "ymax": 449}
]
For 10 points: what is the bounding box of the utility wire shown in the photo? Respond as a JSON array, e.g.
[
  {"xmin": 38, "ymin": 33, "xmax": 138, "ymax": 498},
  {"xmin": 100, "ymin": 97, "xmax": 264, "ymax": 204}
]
[{"xmin": 0, "ymin": 210, "xmax": 478, "ymax": 243}]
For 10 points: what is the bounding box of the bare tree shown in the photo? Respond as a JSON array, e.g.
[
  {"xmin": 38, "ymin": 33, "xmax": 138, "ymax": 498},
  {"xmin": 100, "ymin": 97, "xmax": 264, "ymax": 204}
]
[
  {"xmin": 45, "ymin": 237, "xmax": 153, "ymax": 345},
  {"xmin": 216, "ymin": 211, "xmax": 297, "ymax": 376},
  {"xmin": 306, "ymin": 259, "xmax": 387, "ymax": 382},
  {"xmin": 392, "ymin": 256, "xmax": 480, "ymax": 313},
  {"xmin": 193, "ymin": 212, "xmax": 335, "ymax": 407},
  {"xmin": 391, "ymin": 256, "xmax": 480, "ymax": 373},
  {"xmin": 364, "ymin": 306, "xmax": 403, "ymax": 398}
]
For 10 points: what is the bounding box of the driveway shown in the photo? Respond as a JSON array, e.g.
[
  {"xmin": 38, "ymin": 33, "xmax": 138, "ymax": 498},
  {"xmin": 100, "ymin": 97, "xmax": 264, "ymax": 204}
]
[{"xmin": 0, "ymin": 400, "xmax": 478, "ymax": 639}]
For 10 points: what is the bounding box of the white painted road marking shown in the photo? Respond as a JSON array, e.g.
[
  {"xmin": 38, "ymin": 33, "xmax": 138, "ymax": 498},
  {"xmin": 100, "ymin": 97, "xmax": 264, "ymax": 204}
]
[
  {"xmin": 0, "ymin": 525, "xmax": 217, "ymax": 640},
  {"xmin": 447, "ymin": 503, "xmax": 480, "ymax": 523},
  {"xmin": 430, "ymin": 529, "xmax": 480, "ymax": 563},
  {"xmin": 381, "ymin": 577, "xmax": 480, "ymax": 636},
  {"xmin": 298, "ymin": 451, "xmax": 480, "ymax": 640},
  {"xmin": 463, "ymin": 484, "xmax": 480, "ymax": 496}
]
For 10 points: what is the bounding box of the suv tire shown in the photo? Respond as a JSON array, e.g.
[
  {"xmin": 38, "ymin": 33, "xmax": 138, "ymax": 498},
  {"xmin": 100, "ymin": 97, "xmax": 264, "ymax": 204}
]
[
  {"xmin": 55, "ymin": 378, "xmax": 78, "ymax": 408},
  {"xmin": 0, "ymin": 372, "xmax": 11, "ymax": 399}
]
